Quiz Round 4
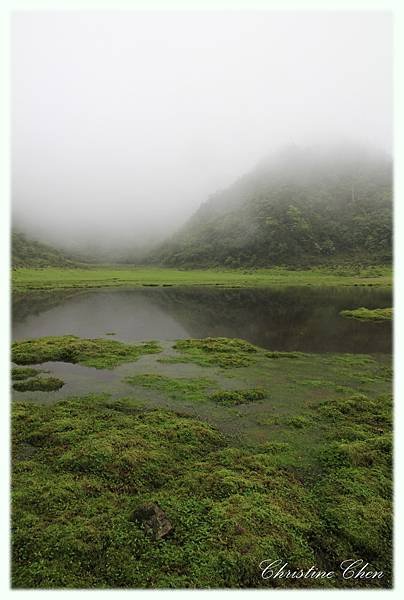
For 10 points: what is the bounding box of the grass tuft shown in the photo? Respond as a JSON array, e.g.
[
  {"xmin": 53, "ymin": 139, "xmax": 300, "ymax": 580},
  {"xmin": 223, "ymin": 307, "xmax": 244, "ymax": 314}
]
[
  {"xmin": 209, "ymin": 388, "xmax": 266, "ymax": 406},
  {"xmin": 340, "ymin": 307, "xmax": 392, "ymax": 321},
  {"xmin": 173, "ymin": 337, "xmax": 260, "ymax": 368},
  {"xmin": 12, "ymin": 336, "xmax": 162, "ymax": 369},
  {"xmin": 13, "ymin": 375, "xmax": 64, "ymax": 392},
  {"xmin": 12, "ymin": 367, "xmax": 42, "ymax": 380}
]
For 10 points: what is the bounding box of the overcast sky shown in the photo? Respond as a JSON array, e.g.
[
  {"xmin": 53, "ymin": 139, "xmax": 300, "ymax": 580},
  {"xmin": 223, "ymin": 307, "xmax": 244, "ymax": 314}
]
[{"xmin": 12, "ymin": 10, "xmax": 392, "ymax": 252}]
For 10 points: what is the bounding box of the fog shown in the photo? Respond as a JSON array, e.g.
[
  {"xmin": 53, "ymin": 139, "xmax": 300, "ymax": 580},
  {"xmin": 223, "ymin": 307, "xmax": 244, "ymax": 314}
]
[{"xmin": 12, "ymin": 10, "xmax": 392, "ymax": 256}]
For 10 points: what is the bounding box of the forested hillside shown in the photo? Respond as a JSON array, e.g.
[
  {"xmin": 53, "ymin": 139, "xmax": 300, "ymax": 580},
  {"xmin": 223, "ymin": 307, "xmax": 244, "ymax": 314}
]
[
  {"xmin": 150, "ymin": 146, "xmax": 392, "ymax": 268},
  {"xmin": 12, "ymin": 231, "xmax": 77, "ymax": 268}
]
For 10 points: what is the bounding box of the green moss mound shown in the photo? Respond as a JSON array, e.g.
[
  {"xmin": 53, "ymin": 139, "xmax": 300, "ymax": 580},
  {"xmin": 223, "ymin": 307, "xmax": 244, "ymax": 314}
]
[
  {"xmin": 311, "ymin": 393, "xmax": 392, "ymax": 570},
  {"xmin": 340, "ymin": 307, "xmax": 392, "ymax": 321},
  {"xmin": 173, "ymin": 337, "xmax": 260, "ymax": 368},
  {"xmin": 12, "ymin": 336, "xmax": 162, "ymax": 369},
  {"xmin": 12, "ymin": 391, "xmax": 392, "ymax": 588},
  {"xmin": 285, "ymin": 415, "xmax": 313, "ymax": 429},
  {"xmin": 209, "ymin": 388, "xmax": 266, "ymax": 406},
  {"xmin": 13, "ymin": 376, "xmax": 64, "ymax": 392},
  {"xmin": 12, "ymin": 367, "xmax": 42, "ymax": 380}
]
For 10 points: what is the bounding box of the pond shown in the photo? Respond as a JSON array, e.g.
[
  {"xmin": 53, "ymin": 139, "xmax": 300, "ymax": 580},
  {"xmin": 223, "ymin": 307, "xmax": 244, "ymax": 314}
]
[{"xmin": 12, "ymin": 285, "xmax": 392, "ymax": 353}]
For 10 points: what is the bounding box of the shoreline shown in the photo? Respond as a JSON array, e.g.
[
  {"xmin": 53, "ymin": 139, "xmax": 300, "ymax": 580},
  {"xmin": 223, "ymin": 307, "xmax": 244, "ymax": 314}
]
[{"xmin": 12, "ymin": 265, "xmax": 392, "ymax": 291}]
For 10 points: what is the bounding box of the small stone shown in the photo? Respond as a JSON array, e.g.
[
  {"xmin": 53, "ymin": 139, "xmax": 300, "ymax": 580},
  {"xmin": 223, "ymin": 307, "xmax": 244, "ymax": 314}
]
[{"xmin": 131, "ymin": 502, "xmax": 173, "ymax": 540}]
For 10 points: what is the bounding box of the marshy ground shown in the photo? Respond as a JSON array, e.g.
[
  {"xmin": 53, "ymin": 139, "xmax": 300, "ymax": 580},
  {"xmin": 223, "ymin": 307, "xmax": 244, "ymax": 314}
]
[
  {"xmin": 11, "ymin": 266, "xmax": 393, "ymax": 588},
  {"xmin": 12, "ymin": 265, "xmax": 392, "ymax": 291},
  {"xmin": 11, "ymin": 332, "xmax": 392, "ymax": 588}
]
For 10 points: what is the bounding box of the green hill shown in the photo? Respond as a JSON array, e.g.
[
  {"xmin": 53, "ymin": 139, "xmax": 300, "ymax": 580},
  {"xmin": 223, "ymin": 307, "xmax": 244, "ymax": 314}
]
[
  {"xmin": 12, "ymin": 231, "xmax": 77, "ymax": 268},
  {"xmin": 150, "ymin": 145, "xmax": 392, "ymax": 268}
]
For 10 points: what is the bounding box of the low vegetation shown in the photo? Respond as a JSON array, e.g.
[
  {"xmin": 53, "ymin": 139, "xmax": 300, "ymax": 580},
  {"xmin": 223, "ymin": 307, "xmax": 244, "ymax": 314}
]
[
  {"xmin": 11, "ymin": 367, "xmax": 42, "ymax": 380},
  {"xmin": 266, "ymin": 351, "xmax": 303, "ymax": 359},
  {"xmin": 340, "ymin": 307, "xmax": 392, "ymax": 321},
  {"xmin": 10, "ymin": 333, "xmax": 393, "ymax": 588},
  {"xmin": 209, "ymin": 388, "xmax": 266, "ymax": 406},
  {"xmin": 12, "ymin": 387, "xmax": 391, "ymax": 588},
  {"xmin": 13, "ymin": 376, "xmax": 64, "ymax": 392},
  {"xmin": 125, "ymin": 374, "xmax": 213, "ymax": 403},
  {"xmin": 12, "ymin": 264, "xmax": 392, "ymax": 292},
  {"xmin": 12, "ymin": 336, "xmax": 161, "ymax": 369},
  {"xmin": 172, "ymin": 337, "xmax": 260, "ymax": 368}
]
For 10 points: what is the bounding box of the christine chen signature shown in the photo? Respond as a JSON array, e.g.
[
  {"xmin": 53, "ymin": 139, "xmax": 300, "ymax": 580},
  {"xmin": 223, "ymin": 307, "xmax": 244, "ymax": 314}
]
[{"xmin": 259, "ymin": 559, "xmax": 385, "ymax": 582}]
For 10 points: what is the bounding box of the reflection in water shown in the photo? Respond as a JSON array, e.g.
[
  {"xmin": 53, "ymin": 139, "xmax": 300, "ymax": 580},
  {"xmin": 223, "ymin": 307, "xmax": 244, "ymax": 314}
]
[
  {"xmin": 13, "ymin": 289, "xmax": 189, "ymax": 342},
  {"xmin": 12, "ymin": 286, "xmax": 392, "ymax": 353}
]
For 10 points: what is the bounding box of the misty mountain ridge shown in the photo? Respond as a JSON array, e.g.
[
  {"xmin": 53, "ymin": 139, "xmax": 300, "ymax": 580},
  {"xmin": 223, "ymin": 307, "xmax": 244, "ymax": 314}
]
[
  {"xmin": 12, "ymin": 144, "xmax": 392, "ymax": 268},
  {"xmin": 12, "ymin": 231, "xmax": 78, "ymax": 268},
  {"xmin": 148, "ymin": 144, "xmax": 392, "ymax": 268}
]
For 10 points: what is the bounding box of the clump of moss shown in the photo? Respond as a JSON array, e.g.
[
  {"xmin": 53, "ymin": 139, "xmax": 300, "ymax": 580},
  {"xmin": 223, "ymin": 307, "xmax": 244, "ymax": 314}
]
[
  {"xmin": 125, "ymin": 374, "xmax": 213, "ymax": 402},
  {"xmin": 316, "ymin": 393, "xmax": 392, "ymax": 434},
  {"xmin": 340, "ymin": 307, "xmax": 392, "ymax": 321},
  {"xmin": 310, "ymin": 392, "xmax": 392, "ymax": 573},
  {"xmin": 11, "ymin": 367, "xmax": 41, "ymax": 380},
  {"xmin": 12, "ymin": 336, "xmax": 162, "ymax": 369},
  {"xmin": 173, "ymin": 337, "xmax": 260, "ymax": 368},
  {"xmin": 285, "ymin": 415, "xmax": 313, "ymax": 429},
  {"xmin": 209, "ymin": 388, "xmax": 266, "ymax": 406},
  {"xmin": 13, "ymin": 375, "xmax": 64, "ymax": 392}
]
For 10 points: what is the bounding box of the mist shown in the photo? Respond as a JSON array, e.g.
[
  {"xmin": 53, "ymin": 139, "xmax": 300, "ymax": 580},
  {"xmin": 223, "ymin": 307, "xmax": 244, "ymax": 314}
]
[{"xmin": 12, "ymin": 10, "xmax": 392, "ymax": 257}]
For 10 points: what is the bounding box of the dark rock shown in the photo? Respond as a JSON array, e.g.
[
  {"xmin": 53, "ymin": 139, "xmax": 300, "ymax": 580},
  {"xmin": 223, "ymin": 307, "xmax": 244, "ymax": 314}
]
[
  {"xmin": 235, "ymin": 523, "xmax": 246, "ymax": 535},
  {"xmin": 131, "ymin": 502, "xmax": 173, "ymax": 540}
]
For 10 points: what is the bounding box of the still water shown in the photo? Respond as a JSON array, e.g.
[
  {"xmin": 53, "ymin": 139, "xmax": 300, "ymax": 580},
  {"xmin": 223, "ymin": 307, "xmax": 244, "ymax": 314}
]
[{"xmin": 13, "ymin": 286, "xmax": 392, "ymax": 353}]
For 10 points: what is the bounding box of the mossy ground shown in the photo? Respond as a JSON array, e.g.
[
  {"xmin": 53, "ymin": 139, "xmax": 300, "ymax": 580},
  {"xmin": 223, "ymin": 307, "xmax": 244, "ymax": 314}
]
[
  {"xmin": 13, "ymin": 375, "xmax": 64, "ymax": 392},
  {"xmin": 171, "ymin": 337, "xmax": 261, "ymax": 368},
  {"xmin": 12, "ymin": 390, "xmax": 391, "ymax": 588},
  {"xmin": 12, "ymin": 336, "xmax": 161, "ymax": 369},
  {"xmin": 11, "ymin": 335, "xmax": 393, "ymax": 589},
  {"xmin": 340, "ymin": 307, "xmax": 393, "ymax": 321},
  {"xmin": 125, "ymin": 374, "xmax": 214, "ymax": 403},
  {"xmin": 11, "ymin": 366, "xmax": 64, "ymax": 392},
  {"xmin": 209, "ymin": 388, "xmax": 266, "ymax": 406},
  {"xmin": 12, "ymin": 367, "xmax": 42, "ymax": 380}
]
